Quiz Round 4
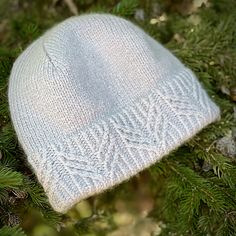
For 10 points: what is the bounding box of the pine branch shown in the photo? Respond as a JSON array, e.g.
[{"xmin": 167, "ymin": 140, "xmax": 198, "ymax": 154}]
[
  {"xmin": 0, "ymin": 166, "xmax": 23, "ymax": 188},
  {"xmin": 0, "ymin": 124, "xmax": 19, "ymax": 161},
  {"xmin": 112, "ymin": 0, "xmax": 138, "ymax": 17},
  {"xmin": 0, "ymin": 188, "xmax": 8, "ymax": 205},
  {"xmin": 22, "ymin": 178, "xmax": 49, "ymax": 208},
  {"xmin": 159, "ymin": 159, "xmax": 236, "ymax": 234},
  {"xmin": 0, "ymin": 225, "xmax": 26, "ymax": 236}
]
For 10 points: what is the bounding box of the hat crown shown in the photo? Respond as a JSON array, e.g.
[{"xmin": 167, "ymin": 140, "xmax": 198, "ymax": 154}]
[
  {"xmin": 9, "ymin": 14, "xmax": 184, "ymax": 151},
  {"xmin": 41, "ymin": 13, "xmax": 184, "ymax": 120}
]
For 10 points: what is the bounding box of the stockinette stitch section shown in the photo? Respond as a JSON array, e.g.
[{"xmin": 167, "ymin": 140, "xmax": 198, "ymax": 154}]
[{"xmin": 8, "ymin": 13, "xmax": 220, "ymax": 213}]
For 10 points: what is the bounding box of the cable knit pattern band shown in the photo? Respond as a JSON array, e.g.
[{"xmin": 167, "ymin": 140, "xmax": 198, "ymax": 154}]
[{"xmin": 8, "ymin": 13, "xmax": 220, "ymax": 213}]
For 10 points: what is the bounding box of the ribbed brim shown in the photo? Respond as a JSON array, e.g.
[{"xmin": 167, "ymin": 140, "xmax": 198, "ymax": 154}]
[{"xmin": 28, "ymin": 67, "xmax": 220, "ymax": 213}]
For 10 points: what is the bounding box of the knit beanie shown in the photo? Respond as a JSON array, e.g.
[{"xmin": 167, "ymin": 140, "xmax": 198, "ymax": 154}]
[{"xmin": 8, "ymin": 13, "xmax": 220, "ymax": 213}]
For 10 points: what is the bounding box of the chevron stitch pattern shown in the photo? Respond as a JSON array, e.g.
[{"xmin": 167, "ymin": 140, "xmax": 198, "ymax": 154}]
[{"xmin": 26, "ymin": 68, "xmax": 220, "ymax": 212}]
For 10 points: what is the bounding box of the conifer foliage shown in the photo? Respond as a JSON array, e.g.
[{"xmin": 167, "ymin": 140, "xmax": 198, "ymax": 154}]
[{"xmin": 0, "ymin": 0, "xmax": 235, "ymax": 235}]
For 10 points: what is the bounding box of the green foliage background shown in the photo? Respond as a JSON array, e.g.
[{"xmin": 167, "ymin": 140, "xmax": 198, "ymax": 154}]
[{"xmin": 0, "ymin": 0, "xmax": 235, "ymax": 235}]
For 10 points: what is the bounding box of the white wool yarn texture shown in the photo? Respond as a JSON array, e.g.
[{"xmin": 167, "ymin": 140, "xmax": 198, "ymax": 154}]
[{"xmin": 8, "ymin": 13, "xmax": 220, "ymax": 213}]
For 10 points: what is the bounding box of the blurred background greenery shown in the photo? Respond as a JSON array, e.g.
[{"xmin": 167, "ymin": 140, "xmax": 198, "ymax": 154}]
[{"xmin": 0, "ymin": 0, "xmax": 236, "ymax": 235}]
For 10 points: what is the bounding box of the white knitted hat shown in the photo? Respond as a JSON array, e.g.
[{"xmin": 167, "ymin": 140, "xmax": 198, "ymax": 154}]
[{"xmin": 8, "ymin": 13, "xmax": 220, "ymax": 213}]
